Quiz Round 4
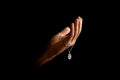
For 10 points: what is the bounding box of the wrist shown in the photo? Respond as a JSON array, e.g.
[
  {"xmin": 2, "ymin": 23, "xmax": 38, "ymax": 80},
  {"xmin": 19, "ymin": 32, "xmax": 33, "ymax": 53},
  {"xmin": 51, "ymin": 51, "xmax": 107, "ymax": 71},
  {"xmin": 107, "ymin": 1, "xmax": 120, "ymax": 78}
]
[{"xmin": 37, "ymin": 48, "xmax": 56, "ymax": 66}]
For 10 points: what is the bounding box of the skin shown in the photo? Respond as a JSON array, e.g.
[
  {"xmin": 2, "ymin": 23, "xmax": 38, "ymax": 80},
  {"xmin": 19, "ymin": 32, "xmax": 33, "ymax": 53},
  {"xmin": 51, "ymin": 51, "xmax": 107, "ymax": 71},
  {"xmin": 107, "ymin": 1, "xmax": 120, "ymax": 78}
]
[{"xmin": 37, "ymin": 16, "xmax": 83, "ymax": 66}]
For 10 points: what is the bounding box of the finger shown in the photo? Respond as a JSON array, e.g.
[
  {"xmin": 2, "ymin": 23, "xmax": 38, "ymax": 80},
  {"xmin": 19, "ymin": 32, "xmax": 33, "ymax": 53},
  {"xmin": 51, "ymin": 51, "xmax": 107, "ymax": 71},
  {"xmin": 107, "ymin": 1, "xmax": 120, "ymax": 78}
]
[
  {"xmin": 72, "ymin": 17, "xmax": 79, "ymax": 41},
  {"xmin": 62, "ymin": 23, "xmax": 74, "ymax": 47},
  {"xmin": 58, "ymin": 27, "xmax": 70, "ymax": 37},
  {"xmin": 78, "ymin": 17, "xmax": 83, "ymax": 36},
  {"xmin": 75, "ymin": 18, "xmax": 79, "ymax": 39},
  {"xmin": 69, "ymin": 23, "xmax": 75, "ymax": 41}
]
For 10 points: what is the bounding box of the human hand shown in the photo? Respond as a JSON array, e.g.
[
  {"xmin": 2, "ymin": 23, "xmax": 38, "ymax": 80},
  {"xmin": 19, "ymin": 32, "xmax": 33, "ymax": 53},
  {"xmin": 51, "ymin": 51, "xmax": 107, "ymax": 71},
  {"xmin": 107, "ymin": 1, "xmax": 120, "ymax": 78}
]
[
  {"xmin": 37, "ymin": 16, "xmax": 83, "ymax": 65},
  {"xmin": 48, "ymin": 16, "xmax": 83, "ymax": 56}
]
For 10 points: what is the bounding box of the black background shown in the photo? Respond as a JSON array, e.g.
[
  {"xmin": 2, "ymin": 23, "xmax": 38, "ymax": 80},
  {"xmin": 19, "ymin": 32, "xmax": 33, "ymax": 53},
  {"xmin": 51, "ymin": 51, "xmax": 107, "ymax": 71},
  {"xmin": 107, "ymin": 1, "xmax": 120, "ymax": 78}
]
[
  {"xmin": 20, "ymin": 14, "xmax": 110, "ymax": 79},
  {"xmin": 2, "ymin": 4, "xmax": 117, "ymax": 79}
]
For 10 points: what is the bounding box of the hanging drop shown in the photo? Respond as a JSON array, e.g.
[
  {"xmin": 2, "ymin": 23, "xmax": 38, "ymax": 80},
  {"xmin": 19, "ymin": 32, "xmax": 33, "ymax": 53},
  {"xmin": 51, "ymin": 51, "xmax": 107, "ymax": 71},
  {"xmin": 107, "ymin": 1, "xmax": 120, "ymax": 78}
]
[{"xmin": 68, "ymin": 53, "xmax": 72, "ymax": 60}]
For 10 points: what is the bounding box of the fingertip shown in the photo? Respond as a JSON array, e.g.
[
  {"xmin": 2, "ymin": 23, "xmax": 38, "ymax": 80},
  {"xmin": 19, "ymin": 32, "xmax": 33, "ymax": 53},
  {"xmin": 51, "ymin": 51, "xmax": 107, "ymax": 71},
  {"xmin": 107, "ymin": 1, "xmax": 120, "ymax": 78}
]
[
  {"xmin": 71, "ymin": 23, "xmax": 74, "ymax": 27},
  {"xmin": 78, "ymin": 16, "xmax": 80, "ymax": 18},
  {"xmin": 78, "ymin": 16, "xmax": 83, "ymax": 20},
  {"xmin": 66, "ymin": 26, "xmax": 70, "ymax": 29},
  {"xmin": 65, "ymin": 27, "xmax": 71, "ymax": 32}
]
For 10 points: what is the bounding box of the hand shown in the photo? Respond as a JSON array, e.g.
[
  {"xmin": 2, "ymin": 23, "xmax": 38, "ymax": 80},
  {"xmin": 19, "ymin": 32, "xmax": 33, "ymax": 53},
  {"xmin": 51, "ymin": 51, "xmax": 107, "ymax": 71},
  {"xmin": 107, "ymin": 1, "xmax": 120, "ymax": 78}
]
[{"xmin": 37, "ymin": 16, "xmax": 83, "ymax": 66}]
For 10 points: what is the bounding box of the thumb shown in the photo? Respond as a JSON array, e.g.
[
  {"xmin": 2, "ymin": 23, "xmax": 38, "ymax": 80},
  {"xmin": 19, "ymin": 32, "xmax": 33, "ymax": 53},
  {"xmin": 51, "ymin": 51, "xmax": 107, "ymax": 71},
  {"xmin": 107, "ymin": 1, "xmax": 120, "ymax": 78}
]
[{"xmin": 58, "ymin": 27, "xmax": 70, "ymax": 36}]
